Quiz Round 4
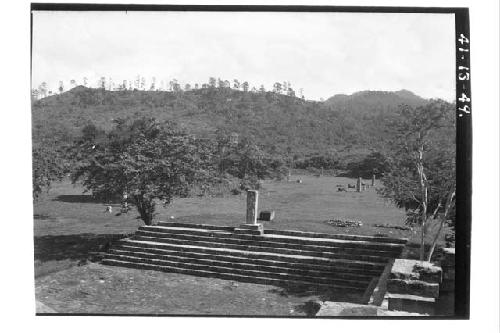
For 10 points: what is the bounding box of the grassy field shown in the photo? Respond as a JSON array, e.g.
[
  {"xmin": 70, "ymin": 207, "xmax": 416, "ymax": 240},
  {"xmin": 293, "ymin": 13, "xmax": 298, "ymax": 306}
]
[{"xmin": 34, "ymin": 174, "xmax": 408, "ymax": 237}]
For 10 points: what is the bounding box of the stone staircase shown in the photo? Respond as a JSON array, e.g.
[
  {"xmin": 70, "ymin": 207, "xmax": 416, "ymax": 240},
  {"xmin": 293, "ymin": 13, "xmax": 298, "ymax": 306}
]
[{"xmin": 102, "ymin": 222, "xmax": 408, "ymax": 295}]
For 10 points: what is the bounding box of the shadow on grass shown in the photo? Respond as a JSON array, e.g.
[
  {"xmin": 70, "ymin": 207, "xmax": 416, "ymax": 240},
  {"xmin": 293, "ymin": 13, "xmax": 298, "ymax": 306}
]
[
  {"xmin": 34, "ymin": 233, "xmax": 132, "ymax": 263},
  {"xmin": 53, "ymin": 195, "xmax": 121, "ymax": 204},
  {"xmin": 268, "ymin": 284, "xmax": 365, "ymax": 303}
]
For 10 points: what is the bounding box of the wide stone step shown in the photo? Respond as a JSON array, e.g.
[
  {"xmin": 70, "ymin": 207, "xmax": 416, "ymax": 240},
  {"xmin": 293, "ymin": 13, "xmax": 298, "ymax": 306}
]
[
  {"xmin": 264, "ymin": 228, "xmax": 408, "ymax": 244},
  {"xmin": 156, "ymin": 221, "xmax": 408, "ymax": 244},
  {"xmin": 133, "ymin": 233, "xmax": 392, "ymax": 263},
  {"xmin": 144, "ymin": 225, "xmax": 405, "ymax": 251},
  {"xmin": 102, "ymin": 258, "xmax": 368, "ymax": 292},
  {"xmin": 102, "ymin": 254, "xmax": 371, "ymax": 289},
  {"xmin": 138, "ymin": 227, "xmax": 402, "ymax": 256},
  {"xmin": 109, "ymin": 248, "xmax": 378, "ymax": 281},
  {"xmin": 113, "ymin": 244, "xmax": 384, "ymax": 276},
  {"xmin": 116, "ymin": 239, "xmax": 387, "ymax": 271},
  {"xmin": 157, "ymin": 221, "xmax": 236, "ymax": 232},
  {"xmin": 387, "ymin": 279, "xmax": 440, "ymax": 299}
]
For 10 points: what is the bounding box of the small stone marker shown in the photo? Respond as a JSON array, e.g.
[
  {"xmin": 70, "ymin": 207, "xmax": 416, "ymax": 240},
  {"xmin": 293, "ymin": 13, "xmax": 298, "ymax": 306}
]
[
  {"xmin": 246, "ymin": 190, "xmax": 259, "ymax": 225},
  {"xmin": 356, "ymin": 177, "xmax": 362, "ymax": 192},
  {"xmin": 372, "ymin": 174, "xmax": 376, "ymax": 186},
  {"xmin": 258, "ymin": 210, "xmax": 275, "ymax": 221}
]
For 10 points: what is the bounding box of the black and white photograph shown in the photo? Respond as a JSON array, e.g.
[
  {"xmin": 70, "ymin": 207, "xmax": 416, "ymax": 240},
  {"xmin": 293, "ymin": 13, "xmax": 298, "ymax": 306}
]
[{"xmin": 28, "ymin": 4, "xmax": 471, "ymax": 318}]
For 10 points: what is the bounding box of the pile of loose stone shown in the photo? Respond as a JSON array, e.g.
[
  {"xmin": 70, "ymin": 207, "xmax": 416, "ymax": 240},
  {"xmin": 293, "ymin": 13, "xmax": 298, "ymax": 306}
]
[{"xmin": 325, "ymin": 219, "xmax": 363, "ymax": 227}]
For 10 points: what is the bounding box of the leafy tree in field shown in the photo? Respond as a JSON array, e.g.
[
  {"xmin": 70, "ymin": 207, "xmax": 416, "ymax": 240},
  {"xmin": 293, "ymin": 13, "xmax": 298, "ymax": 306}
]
[
  {"xmin": 71, "ymin": 117, "xmax": 217, "ymax": 225},
  {"xmin": 379, "ymin": 100, "xmax": 456, "ymax": 261},
  {"xmin": 32, "ymin": 144, "xmax": 65, "ymax": 200},
  {"xmin": 242, "ymin": 81, "xmax": 249, "ymax": 92}
]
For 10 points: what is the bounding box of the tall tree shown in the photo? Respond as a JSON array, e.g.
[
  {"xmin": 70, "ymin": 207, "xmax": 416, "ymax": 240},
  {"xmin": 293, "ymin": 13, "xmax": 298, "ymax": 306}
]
[
  {"xmin": 217, "ymin": 78, "xmax": 225, "ymax": 89},
  {"xmin": 99, "ymin": 77, "xmax": 106, "ymax": 89},
  {"xmin": 38, "ymin": 82, "xmax": 48, "ymax": 98},
  {"xmin": 31, "ymin": 88, "xmax": 39, "ymax": 101},
  {"xmin": 150, "ymin": 77, "xmax": 156, "ymax": 91},
  {"xmin": 242, "ymin": 81, "xmax": 249, "ymax": 92},
  {"xmin": 273, "ymin": 82, "xmax": 282, "ymax": 94},
  {"xmin": 379, "ymin": 100, "xmax": 456, "ymax": 261},
  {"xmin": 208, "ymin": 77, "xmax": 217, "ymax": 88}
]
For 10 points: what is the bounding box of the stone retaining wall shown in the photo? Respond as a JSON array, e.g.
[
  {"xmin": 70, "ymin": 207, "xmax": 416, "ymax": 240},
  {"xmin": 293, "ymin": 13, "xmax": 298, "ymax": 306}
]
[{"xmin": 385, "ymin": 259, "xmax": 442, "ymax": 315}]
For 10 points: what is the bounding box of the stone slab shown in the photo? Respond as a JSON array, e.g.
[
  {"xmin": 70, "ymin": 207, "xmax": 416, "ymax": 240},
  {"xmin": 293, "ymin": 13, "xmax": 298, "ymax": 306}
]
[
  {"xmin": 390, "ymin": 259, "xmax": 442, "ymax": 284},
  {"xmin": 387, "ymin": 278, "xmax": 440, "ymax": 298},
  {"xmin": 258, "ymin": 210, "xmax": 275, "ymax": 221},
  {"xmin": 387, "ymin": 293, "xmax": 436, "ymax": 315}
]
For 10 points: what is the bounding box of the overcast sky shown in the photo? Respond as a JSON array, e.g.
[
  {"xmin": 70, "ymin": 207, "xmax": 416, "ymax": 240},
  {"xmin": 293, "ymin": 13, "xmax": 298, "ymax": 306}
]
[{"xmin": 32, "ymin": 11, "xmax": 455, "ymax": 101}]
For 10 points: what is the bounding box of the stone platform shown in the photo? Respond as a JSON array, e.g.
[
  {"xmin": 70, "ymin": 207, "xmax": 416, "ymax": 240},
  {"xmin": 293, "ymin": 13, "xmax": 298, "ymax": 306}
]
[{"xmin": 102, "ymin": 221, "xmax": 408, "ymax": 298}]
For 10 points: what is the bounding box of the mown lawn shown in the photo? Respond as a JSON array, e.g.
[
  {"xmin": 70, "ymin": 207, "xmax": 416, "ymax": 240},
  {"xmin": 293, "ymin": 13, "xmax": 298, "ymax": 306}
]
[{"xmin": 34, "ymin": 175, "xmax": 408, "ymax": 237}]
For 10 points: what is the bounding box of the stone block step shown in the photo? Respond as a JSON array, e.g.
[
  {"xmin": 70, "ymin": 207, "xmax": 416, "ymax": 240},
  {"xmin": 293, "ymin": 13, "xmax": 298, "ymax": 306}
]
[
  {"xmin": 102, "ymin": 255, "xmax": 370, "ymax": 290},
  {"xmin": 113, "ymin": 244, "xmax": 384, "ymax": 276},
  {"xmin": 138, "ymin": 227, "xmax": 402, "ymax": 256},
  {"xmin": 389, "ymin": 259, "xmax": 443, "ymax": 284},
  {"xmin": 143, "ymin": 225, "xmax": 405, "ymax": 251},
  {"xmin": 116, "ymin": 240, "xmax": 387, "ymax": 271},
  {"xmin": 109, "ymin": 248, "xmax": 378, "ymax": 282},
  {"xmin": 102, "ymin": 258, "xmax": 368, "ymax": 292},
  {"xmin": 133, "ymin": 233, "xmax": 392, "ymax": 263},
  {"xmin": 387, "ymin": 293, "xmax": 436, "ymax": 315},
  {"xmin": 156, "ymin": 222, "xmax": 408, "ymax": 244},
  {"xmin": 387, "ymin": 279, "xmax": 440, "ymax": 299}
]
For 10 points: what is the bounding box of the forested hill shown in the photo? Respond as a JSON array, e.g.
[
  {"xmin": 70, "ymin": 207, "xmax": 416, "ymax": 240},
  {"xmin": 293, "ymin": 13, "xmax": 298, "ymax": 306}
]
[
  {"xmin": 32, "ymin": 86, "xmax": 430, "ymax": 158},
  {"xmin": 325, "ymin": 89, "xmax": 426, "ymax": 112}
]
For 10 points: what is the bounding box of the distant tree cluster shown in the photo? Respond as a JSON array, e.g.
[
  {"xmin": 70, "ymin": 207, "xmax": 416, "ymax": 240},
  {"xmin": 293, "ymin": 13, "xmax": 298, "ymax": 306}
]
[{"xmin": 32, "ymin": 76, "xmax": 305, "ymax": 101}]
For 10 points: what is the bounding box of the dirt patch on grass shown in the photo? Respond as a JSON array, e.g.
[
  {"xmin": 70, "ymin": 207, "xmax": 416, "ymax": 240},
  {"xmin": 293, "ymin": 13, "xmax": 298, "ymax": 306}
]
[{"xmin": 35, "ymin": 263, "xmax": 361, "ymax": 316}]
